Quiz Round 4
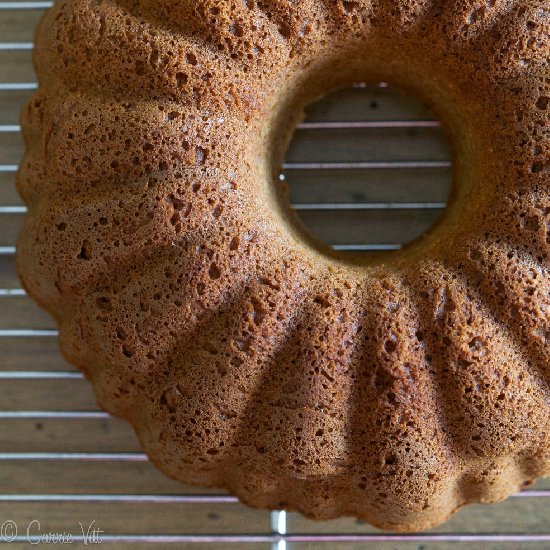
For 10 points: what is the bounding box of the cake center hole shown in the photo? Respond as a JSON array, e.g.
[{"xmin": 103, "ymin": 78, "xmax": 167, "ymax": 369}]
[{"xmin": 279, "ymin": 83, "xmax": 453, "ymax": 255}]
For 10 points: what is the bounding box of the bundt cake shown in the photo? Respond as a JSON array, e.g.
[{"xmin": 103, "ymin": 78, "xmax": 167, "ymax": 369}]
[{"xmin": 16, "ymin": 0, "xmax": 549, "ymax": 532}]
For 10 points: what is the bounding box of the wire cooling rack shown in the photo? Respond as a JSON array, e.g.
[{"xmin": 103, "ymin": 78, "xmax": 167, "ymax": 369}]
[{"xmin": 0, "ymin": 2, "xmax": 549, "ymax": 548}]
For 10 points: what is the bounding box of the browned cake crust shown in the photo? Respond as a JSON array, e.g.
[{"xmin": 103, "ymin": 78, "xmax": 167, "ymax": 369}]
[{"xmin": 16, "ymin": 0, "xmax": 549, "ymax": 531}]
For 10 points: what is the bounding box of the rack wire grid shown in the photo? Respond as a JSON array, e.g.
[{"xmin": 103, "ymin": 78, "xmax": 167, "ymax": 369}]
[{"xmin": 1, "ymin": 2, "xmax": 549, "ymax": 549}]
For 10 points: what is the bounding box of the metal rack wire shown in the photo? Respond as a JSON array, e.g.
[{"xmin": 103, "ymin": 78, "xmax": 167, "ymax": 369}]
[{"xmin": 0, "ymin": 2, "xmax": 549, "ymax": 548}]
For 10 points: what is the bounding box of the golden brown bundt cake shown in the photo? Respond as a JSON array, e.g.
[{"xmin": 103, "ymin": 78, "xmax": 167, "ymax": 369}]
[{"xmin": 16, "ymin": 0, "xmax": 549, "ymax": 531}]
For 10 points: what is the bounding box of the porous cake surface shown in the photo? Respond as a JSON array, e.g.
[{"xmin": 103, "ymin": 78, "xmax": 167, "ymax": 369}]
[{"xmin": 17, "ymin": 0, "xmax": 549, "ymax": 531}]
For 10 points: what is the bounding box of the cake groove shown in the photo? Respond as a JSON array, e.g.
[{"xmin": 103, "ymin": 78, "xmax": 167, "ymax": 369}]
[{"xmin": 462, "ymin": 242, "xmax": 550, "ymax": 390}]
